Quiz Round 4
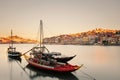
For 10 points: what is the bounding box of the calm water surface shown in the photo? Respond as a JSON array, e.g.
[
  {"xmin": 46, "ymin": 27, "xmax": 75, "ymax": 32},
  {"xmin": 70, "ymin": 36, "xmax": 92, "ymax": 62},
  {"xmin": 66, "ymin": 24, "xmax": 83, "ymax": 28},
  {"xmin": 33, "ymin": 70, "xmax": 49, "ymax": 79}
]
[{"xmin": 0, "ymin": 44, "xmax": 120, "ymax": 80}]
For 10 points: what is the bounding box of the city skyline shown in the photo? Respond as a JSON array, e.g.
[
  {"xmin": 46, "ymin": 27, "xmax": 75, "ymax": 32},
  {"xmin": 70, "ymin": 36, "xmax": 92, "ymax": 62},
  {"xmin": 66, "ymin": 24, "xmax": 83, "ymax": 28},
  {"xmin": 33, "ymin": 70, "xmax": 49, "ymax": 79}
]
[{"xmin": 0, "ymin": 0, "xmax": 120, "ymax": 39}]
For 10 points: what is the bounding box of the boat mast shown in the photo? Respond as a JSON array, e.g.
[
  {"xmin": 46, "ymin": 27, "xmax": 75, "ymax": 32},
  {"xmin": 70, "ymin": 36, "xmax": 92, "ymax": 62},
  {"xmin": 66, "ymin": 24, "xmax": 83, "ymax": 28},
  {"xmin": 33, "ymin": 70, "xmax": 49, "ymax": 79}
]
[
  {"xmin": 11, "ymin": 29, "xmax": 13, "ymax": 48},
  {"xmin": 40, "ymin": 20, "xmax": 44, "ymax": 47}
]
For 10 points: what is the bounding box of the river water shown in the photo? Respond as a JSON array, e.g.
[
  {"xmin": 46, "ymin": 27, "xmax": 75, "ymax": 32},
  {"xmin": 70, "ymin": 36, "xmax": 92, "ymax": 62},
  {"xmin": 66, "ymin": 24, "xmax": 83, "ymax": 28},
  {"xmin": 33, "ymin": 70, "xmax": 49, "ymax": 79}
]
[{"xmin": 0, "ymin": 44, "xmax": 120, "ymax": 80}]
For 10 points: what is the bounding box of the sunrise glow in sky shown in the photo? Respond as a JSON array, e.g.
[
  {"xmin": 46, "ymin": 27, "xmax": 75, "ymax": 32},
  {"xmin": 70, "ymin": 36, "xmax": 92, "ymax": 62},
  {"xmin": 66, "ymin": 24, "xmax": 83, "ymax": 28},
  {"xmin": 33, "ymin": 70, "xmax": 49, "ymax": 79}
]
[{"xmin": 0, "ymin": 0, "xmax": 120, "ymax": 39}]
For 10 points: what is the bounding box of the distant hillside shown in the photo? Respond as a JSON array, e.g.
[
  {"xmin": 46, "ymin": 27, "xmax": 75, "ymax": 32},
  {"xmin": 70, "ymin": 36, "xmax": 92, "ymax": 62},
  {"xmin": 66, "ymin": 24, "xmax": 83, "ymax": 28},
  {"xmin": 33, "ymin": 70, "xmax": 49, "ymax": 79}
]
[
  {"xmin": 0, "ymin": 35, "xmax": 38, "ymax": 44},
  {"xmin": 44, "ymin": 28, "xmax": 120, "ymax": 45},
  {"xmin": 1, "ymin": 28, "xmax": 120, "ymax": 45}
]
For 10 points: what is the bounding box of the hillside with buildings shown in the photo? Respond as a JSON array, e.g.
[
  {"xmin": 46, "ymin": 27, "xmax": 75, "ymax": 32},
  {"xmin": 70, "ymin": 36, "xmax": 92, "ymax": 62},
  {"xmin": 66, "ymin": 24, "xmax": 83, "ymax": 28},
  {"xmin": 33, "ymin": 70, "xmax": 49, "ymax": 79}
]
[
  {"xmin": 1, "ymin": 28, "xmax": 120, "ymax": 45},
  {"xmin": 0, "ymin": 35, "xmax": 38, "ymax": 44},
  {"xmin": 44, "ymin": 28, "xmax": 120, "ymax": 45}
]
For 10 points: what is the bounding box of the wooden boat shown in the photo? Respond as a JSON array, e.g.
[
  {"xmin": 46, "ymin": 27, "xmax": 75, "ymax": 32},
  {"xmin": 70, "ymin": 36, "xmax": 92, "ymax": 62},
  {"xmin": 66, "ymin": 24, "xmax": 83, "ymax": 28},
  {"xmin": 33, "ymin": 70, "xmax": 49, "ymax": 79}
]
[
  {"xmin": 8, "ymin": 47, "xmax": 21, "ymax": 57},
  {"xmin": 28, "ymin": 47, "xmax": 76, "ymax": 63},
  {"xmin": 24, "ymin": 54, "xmax": 82, "ymax": 73},
  {"xmin": 7, "ymin": 30, "xmax": 21, "ymax": 58},
  {"xmin": 24, "ymin": 20, "xmax": 82, "ymax": 73}
]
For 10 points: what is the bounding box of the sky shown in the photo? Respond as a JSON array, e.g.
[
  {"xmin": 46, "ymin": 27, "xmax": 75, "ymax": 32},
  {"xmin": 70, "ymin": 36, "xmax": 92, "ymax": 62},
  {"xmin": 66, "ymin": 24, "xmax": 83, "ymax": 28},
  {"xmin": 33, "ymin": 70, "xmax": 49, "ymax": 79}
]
[{"xmin": 0, "ymin": 0, "xmax": 120, "ymax": 39}]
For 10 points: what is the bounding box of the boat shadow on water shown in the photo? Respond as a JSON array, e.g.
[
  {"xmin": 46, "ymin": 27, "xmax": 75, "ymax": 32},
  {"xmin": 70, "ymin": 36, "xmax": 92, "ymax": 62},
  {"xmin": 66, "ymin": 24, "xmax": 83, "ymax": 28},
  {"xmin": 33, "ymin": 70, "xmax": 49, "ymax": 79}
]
[
  {"xmin": 24, "ymin": 64, "xmax": 79, "ymax": 80},
  {"xmin": 8, "ymin": 57, "xmax": 22, "ymax": 63}
]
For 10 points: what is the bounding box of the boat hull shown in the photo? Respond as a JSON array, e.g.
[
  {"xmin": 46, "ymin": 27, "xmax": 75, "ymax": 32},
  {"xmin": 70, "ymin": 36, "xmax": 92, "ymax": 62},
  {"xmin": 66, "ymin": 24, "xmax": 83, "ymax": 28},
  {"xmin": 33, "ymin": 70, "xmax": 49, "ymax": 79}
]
[
  {"xmin": 28, "ymin": 60, "xmax": 80, "ymax": 73},
  {"xmin": 54, "ymin": 55, "xmax": 76, "ymax": 63},
  {"xmin": 42, "ymin": 53, "xmax": 76, "ymax": 63},
  {"xmin": 24, "ymin": 55, "xmax": 81, "ymax": 73},
  {"xmin": 8, "ymin": 51, "xmax": 21, "ymax": 58}
]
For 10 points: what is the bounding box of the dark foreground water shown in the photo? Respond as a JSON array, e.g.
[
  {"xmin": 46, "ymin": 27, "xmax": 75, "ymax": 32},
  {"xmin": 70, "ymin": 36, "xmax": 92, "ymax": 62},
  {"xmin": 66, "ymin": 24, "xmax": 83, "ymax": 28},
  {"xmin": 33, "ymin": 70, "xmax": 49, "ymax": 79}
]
[{"xmin": 0, "ymin": 44, "xmax": 120, "ymax": 80}]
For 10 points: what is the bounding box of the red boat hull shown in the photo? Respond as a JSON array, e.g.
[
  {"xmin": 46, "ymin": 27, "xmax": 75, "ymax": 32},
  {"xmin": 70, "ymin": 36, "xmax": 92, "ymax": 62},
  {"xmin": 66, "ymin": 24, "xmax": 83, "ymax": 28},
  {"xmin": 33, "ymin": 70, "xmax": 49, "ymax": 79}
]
[{"xmin": 24, "ymin": 55, "xmax": 82, "ymax": 73}]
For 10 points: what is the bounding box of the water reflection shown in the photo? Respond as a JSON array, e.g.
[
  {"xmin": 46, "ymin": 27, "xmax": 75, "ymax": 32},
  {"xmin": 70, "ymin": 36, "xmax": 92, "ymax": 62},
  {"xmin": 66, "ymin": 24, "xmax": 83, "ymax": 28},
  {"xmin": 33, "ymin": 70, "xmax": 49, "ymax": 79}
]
[
  {"xmin": 7, "ymin": 57, "xmax": 22, "ymax": 80},
  {"xmin": 1, "ymin": 44, "xmax": 120, "ymax": 80},
  {"xmin": 7, "ymin": 56, "xmax": 79, "ymax": 80},
  {"xmin": 8, "ymin": 57, "xmax": 22, "ymax": 63},
  {"xmin": 23, "ymin": 64, "xmax": 79, "ymax": 80}
]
